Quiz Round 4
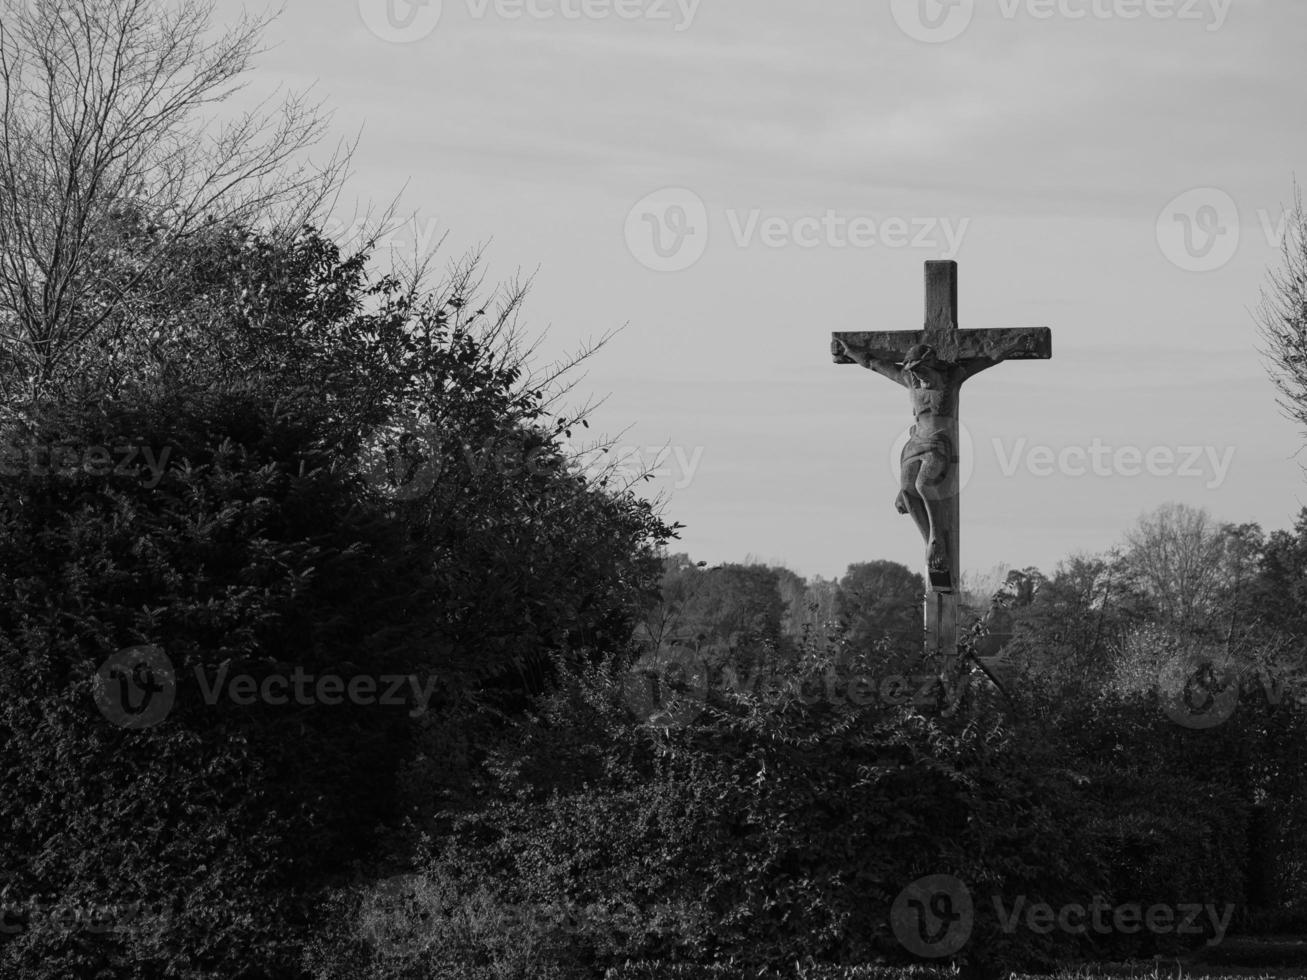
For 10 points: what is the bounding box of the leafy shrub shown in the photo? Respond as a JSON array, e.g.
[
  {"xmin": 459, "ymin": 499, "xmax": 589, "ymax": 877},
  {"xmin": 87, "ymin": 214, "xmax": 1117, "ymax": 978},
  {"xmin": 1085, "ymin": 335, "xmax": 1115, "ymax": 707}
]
[
  {"xmin": 360, "ymin": 654, "xmax": 1114, "ymax": 978},
  {"xmin": 0, "ymin": 389, "xmax": 427, "ymax": 979},
  {"xmin": 301, "ymin": 863, "xmax": 598, "ymax": 980},
  {"xmin": 0, "ymin": 228, "xmax": 677, "ymax": 977}
]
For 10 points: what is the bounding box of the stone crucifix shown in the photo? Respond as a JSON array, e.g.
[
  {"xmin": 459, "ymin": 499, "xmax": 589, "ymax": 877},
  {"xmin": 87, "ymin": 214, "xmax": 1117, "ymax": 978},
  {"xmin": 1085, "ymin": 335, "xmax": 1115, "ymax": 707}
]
[{"xmin": 832, "ymin": 260, "xmax": 1051, "ymax": 685}]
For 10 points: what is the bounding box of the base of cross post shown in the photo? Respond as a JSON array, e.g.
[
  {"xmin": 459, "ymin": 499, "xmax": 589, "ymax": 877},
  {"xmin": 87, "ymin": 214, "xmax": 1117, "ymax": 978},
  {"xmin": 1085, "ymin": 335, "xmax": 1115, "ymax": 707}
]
[{"xmin": 923, "ymin": 589, "xmax": 964, "ymax": 714}]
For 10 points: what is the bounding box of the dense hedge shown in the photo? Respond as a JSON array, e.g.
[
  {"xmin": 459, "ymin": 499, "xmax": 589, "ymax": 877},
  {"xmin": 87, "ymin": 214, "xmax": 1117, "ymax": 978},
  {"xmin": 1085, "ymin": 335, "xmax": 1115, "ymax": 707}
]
[
  {"xmin": 306, "ymin": 655, "xmax": 1256, "ymax": 979},
  {"xmin": 0, "ymin": 391, "xmax": 434, "ymax": 978},
  {"xmin": 0, "ymin": 380, "xmax": 672, "ymax": 978}
]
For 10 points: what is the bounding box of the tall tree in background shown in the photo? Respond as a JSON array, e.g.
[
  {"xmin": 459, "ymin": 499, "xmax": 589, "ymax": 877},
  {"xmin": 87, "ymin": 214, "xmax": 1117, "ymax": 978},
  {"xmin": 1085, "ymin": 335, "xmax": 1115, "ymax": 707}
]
[
  {"xmin": 774, "ymin": 567, "xmax": 840, "ymax": 642},
  {"xmin": 1119, "ymin": 502, "xmax": 1259, "ymax": 640},
  {"xmin": 1259, "ymin": 184, "xmax": 1307, "ymax": 446},
  {"xmin": 773, "ymin": 565, "xmax": 808, "ymax": 640},
  {"xmin": 634, "ymin": 557, "xmax": 791, "ymax": 680},
  {"xmin": 0, "ymin": 0, "xmax": 343, "ymax": 405},
  {"xmin": 834, "ymin": 560, "xmax": 923, "ymax": 666},
  {"xmin": 1258, "ymin": 507, "xmax": 1307, "ymax": 641}
]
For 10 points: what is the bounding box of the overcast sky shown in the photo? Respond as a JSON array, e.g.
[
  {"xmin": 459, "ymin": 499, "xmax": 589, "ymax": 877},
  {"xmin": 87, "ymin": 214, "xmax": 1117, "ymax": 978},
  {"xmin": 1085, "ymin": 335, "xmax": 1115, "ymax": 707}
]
[{"xmin": 223, "ymin": 0, "xmax": 1307, "ymax": 582}]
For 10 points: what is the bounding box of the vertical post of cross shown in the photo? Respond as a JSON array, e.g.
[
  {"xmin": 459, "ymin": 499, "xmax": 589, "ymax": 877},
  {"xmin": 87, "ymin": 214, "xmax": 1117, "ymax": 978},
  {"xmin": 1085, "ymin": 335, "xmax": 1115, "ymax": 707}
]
[{"xmin": 922, "ymin": 261, "xmax": 961, "ymax": 688}]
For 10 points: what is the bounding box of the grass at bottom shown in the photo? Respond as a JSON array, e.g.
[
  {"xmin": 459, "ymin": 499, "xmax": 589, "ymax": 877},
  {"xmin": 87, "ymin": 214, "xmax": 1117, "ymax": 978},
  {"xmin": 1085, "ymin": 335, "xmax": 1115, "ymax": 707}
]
[
  {"xmin": 605, "ymin": 964, "xmax": 1306, "ymax": 980},
  {"xmin": 1034, "ymin": 965, "xmax": 1306, "ymax": 979}
]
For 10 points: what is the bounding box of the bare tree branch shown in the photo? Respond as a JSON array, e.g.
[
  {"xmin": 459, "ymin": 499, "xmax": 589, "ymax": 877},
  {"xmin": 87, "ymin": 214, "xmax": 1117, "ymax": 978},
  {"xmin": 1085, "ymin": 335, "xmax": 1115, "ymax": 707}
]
[
  {"xmin": 0, "ymin": 0, "xmax": 347, "ymax": 407},
  {"xmin": 1258, "ymin": 182, "xmax": 1307, "ymax": 456}
]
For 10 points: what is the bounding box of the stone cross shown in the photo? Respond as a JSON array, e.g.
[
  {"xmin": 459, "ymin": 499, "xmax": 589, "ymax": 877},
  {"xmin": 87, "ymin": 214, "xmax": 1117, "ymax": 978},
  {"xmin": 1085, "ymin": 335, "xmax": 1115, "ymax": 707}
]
[{"xmin": 832, "ymin": 260, "xmax": 1051, "ymax": 687}]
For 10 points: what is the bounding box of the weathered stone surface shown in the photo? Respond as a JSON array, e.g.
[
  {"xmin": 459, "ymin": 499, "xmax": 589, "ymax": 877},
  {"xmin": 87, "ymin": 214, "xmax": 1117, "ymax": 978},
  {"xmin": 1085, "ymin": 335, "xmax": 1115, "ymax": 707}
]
[{"xmin": 832, "ymin": 326, "xmax": 1051, "ymax": 366}]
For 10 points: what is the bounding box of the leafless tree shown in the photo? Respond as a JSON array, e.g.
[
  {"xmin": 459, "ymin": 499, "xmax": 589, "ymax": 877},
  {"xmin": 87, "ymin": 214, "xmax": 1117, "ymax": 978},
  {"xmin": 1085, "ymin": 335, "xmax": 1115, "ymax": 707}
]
[
  {"xmin": 1258, "ymin": 182, "xmax": 1307, "ymax": 451},
  {"xmin": 1121, "ymin": 502, "xmax": 1252, "ymax": 637},
  {"xmin": 0, "ymin": 0, "xmax": 347, "ymax": 405}
]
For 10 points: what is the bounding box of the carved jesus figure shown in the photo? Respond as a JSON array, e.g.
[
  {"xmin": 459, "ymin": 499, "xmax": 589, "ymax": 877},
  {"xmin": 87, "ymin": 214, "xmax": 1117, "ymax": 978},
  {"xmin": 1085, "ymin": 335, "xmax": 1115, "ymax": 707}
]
[{"xmin": 834, "ymin": 339, "xmax": 1004, "ymax": 579}]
